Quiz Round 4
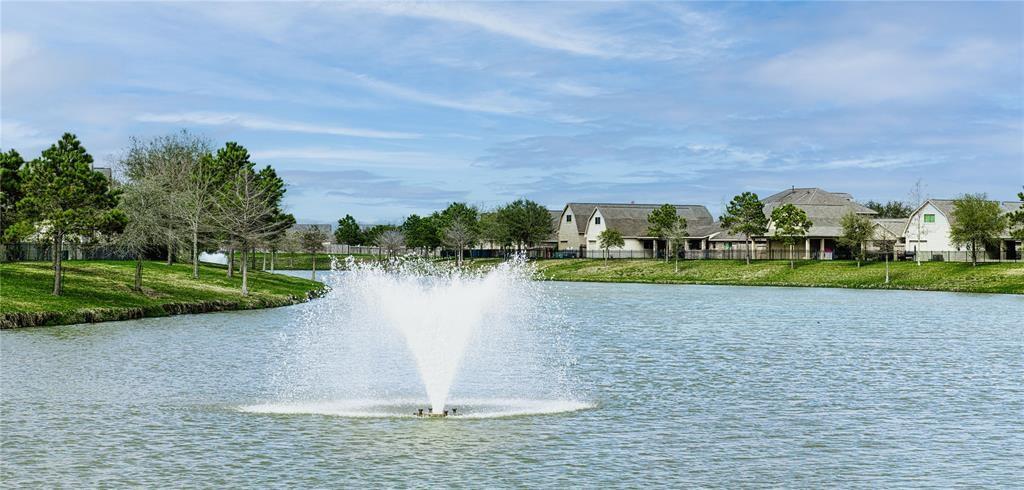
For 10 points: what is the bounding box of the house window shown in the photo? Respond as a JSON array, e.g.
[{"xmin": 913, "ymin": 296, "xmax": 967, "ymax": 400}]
[
  {"xmin": 924, "ymin": 214, "xmax": 935, "ymax": 223},
  {"xmin": 595, "ymin": 217, "xmax": 601, "ymax": 225},
  {"xmin": 566, "ymin": 215, "xmax": 572, "ymax": 223}
]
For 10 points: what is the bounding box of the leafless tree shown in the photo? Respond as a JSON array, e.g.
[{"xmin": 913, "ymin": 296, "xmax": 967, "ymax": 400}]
[
  {"xmin": 298, "ymin": 226, "xmax": 328, "ymax": 281},
  {"xmin": 443, "ymin": 221, "xmax": 474, "ymax": 266},
  {"xmin": 213, "ymin": 167, "xmax": 289, "ymax": 296},
  {"xmin": 665, "ymin": 219, "xmax": 689, "ymax": 272},
  {"xmin": 376, "ymin": 229, "xmax": 405, "ymax": 259},
  {"xmin": 117, "ymin": 131, "xmax": 212, "ymax": 273},
  {"xmin": 114, "ymin": 181, "xmax": 165, "ymax": 291},
  {"xmin": 907, "ymin": 179, "xmax": 928, "ymax": 266}
]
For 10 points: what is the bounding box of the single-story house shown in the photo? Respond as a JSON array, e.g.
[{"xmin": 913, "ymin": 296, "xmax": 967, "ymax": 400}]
[{"xmin": 581, "ymin": 203, "xmax": 714, "ymax": 258}]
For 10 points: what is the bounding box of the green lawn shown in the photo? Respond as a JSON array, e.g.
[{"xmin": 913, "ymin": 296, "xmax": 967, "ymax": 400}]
[
  {"xmin": 533, "ymin": 259, "xmax": 1024, "ymax": 294},
  {"xmin": 0, "ymin": 260, "xmax": 325, "ymax": 328}
]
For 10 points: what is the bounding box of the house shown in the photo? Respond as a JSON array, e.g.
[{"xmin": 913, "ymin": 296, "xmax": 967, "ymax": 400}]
[
  {"xmin": 763, "ymin": 187, "xmax": 877, "ymax": 259},
  {"xmin": 555, "ymin": 203, "xmax": 600, "ymax": 255},
  {"xmin": 537, "ymin": 209, "xmax": 563, "ymax": 253},
  {"xmin": 868, "ymin": 218, "xmax": 908, "ymax": 257},
  {"xmin": 903, "ymin": 199, "xmax": 1022, "ymax": 259},
  {"xmin": 581, "ymin": 203, "xmax": 714, "ymax": 258}
]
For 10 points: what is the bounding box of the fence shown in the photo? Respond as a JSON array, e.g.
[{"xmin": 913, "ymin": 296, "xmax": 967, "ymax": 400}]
[
  {"xmin": 570, "ymin": 248, "xmax": 1022, "ymax": 262},
  {"xmin": 1, "ymin": 243, "xmax": 133, "ymax": 262}
]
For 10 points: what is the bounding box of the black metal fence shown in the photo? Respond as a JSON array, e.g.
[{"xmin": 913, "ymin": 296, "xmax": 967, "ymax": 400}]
[{"xmin": 1, "ymin": 243, "xmax": 133, "ymax": 262}]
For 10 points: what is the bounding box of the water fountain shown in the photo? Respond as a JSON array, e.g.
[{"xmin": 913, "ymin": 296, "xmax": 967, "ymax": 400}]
[{"xmin": 244, "ymin": 256, "xmax": 589, "ymax": 419}]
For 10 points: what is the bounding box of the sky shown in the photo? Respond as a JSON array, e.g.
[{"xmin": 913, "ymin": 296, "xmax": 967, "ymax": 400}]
[{"xmin": 2, "ymin": 1, "xmax": 1022, "ymax": 225}]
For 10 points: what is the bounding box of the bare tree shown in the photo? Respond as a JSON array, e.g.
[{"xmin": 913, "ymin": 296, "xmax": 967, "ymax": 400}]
[
  {"xmin": 907, "ymin": 179, "xmax": 928, "ymax": 266},
  {"xmin": 443, "ymin": 220, "xmax": 474, "ymax": 266},
  {"xmin": 213, "ymin": 167, "xmax": 289, "ymax": 296},
  {"xmin": 298, "ymin": 226, "xmax": 328, "ymax": 281},
  {"xmin": 114, "ymin": 181, "xmax": 164, "ymax": 291},
  {"xmin": 118, "ymin": 131, "xmax": 211, "ymax": 272},
  {"xmin": 665, "ymin": 219, "xmax": 689, "ymax": 272},
  {"xmin": 376, "ymin": 229, "xmax": 405, "ymax": 259}
]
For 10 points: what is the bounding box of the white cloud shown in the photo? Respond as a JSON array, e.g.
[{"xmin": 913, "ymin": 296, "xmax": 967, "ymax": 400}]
[
  {"xmin": 1, "ymin": 32, "xmax": 37, "ymax": 70},
  {"xmin": 0, "ymin": 120, "xmax": 53, "ymax": 149},
  {"xmin": 348, "ymin": 2, "xmax": 614, "ymax": 58},
  {"xmin": 135, "ymin": 112, "xmax": 420, "ymax": 139},
  {"xmin": 250, "ymin": 147, "xmax": 468, "ymax": 169},
  {"xmin": 340, "ymin": 70, "xmax": 546, "ymax": 115},
  {"xmin": 753, "ymin": 36, "xmax": 1005, "ymax": 103}
]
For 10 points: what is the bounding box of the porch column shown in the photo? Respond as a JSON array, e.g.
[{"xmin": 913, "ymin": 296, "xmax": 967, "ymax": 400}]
[
  {"xmin": 805, "ymin": 238, "xmax": 811, "ymax": 259},
  {"xmin": 819, "ymin": 238, "xmax": 825, "ymax": 260},
  {"xmin": 1000, "ymin": 240, "xmax": 1006, "ymax": 261}
]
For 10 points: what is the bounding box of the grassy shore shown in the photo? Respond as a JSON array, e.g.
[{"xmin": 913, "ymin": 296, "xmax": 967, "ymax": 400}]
[
  {"xmin": 0, "ymin": 260, "xmax": 326, "ymax": 328},
  {"xmin": 532, "ymin": 259, "xmax": 1024, "ymax": 294}
]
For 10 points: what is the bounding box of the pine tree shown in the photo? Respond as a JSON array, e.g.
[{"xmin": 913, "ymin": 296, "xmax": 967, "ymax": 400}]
[{"xmin": 18, "ymin": 134, "xmax": 121, "ymax": 295}]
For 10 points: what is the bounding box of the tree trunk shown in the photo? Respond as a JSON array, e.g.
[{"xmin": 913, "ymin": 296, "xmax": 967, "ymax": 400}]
[
  {"xmin": 262, "ymin": 252, "xmax": 267, "ymax": 271},
  {"xmin": 288, "ymin": 253, "xmax": 293, "ymax": 268},
  {"xmin": 52, "ymin": 233, "xmax": 63, "ymax": 296},
  {"xmin": 240, "ymin": 248, "xmax": 249, "ymax": 296},
  {"xmin": 789, "ymin": 244, "xmax": 794, "ymax": 269},
  {"xmin": 972, "ymin": 239, "xmax": 978, "ymax": 266},
  {"xmin": 166, "ymin": 241, "xmax": 173, "ymax": 266},
  {"xmin": 746, "ymin": 237, "xmax": 751, "ymax": 265},
  {"xmin": 885, "ymin": 253, "xmax": 890, "ymax": 284},
  {"xmin": 191, "ymin": 228, "xmax": 199, "ymax": 279},
  {"xmin": 311, "ymin": 253, "xmax": 317, "ymax": 281},
  {"xmin": 916, "ymin": 221, "xmax": 922, "ymax": 266},
  {"xmin": 674, "ymin": 255, "xmax": 679, "ymax": 273},
  {"xmin": 134, "ymin": 253, "xmax": 143, "ymax": 292},
  {"xmin": 270, "ymin": 250, "xmax": 275, "ymax": 272},
  {"xmin": 227, "ymin": 248, "xmax": 234, "ymax": 278}
]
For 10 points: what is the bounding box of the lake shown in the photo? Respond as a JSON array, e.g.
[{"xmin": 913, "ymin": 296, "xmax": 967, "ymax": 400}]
[{"xmin": 2, "ymin": 277, "xmax": 1022, "ymax": 487}]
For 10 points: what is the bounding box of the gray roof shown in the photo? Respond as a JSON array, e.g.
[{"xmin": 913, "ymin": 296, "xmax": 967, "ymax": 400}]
[
  {"xmin": 763, "ymin": 188, "xmax": 876, "ymax": 238},
  {"xmin": 763, "ymin": 187, "xmax": 877, "ymax": 214},
  {"xmin": 872, "ymin": 218, "xmax": 908, "ymax": 239},
  {"xmin": 546, "ymin": 209, "xmax": 561, "ymax": 242},
  {"xmin": 922, "ymin": 199, "xmax": 1023, "ymax": 238},
  {"xmin": 590, "ymin": 203, "xmax": 713, "ymax": 238},
  {"xmin": 563, "ymin": 203, "xmax": 600, "ymax": 234}
]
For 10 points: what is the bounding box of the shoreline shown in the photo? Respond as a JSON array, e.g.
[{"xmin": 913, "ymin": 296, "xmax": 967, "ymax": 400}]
[
  {"xmin": 529, "ymin": 259, "xmax": 1024, "ymax": 295},
  {"xmin": 0, "ymin": 261, "xmax": 327, "ymax": 329}
]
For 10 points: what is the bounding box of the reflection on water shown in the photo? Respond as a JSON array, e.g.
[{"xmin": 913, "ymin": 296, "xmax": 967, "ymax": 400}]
[{"xmin": 2, "ymin": 282, "xmax": 1022, "ymax": 487}]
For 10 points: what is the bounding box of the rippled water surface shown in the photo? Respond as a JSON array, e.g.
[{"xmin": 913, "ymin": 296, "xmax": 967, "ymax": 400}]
[{"xmin": 2, "ymin": 280, "xmax": 1022, "ymax": 487}]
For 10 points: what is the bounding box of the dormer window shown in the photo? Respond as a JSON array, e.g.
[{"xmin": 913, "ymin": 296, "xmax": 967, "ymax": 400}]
[
  {"xmin": 595, "ymin": 217, "xmax": 601, "ymax": 225},
  {"xmin": 566, "ymin": 215, "xmax": 572, "ymax": 223}
]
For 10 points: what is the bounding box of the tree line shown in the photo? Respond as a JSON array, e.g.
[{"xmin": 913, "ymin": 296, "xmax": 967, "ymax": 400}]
[
  {"xmin": 334, "ymin": 198, "xmax": 554, "ymax": 266},
  {"xmin": 1, "ymin": 131, "xmax": 300, "ymax": 296}
]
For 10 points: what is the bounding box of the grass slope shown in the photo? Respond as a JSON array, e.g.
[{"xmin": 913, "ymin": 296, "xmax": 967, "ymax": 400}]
[
  {"xmin": 534, "ymin": 259, "xmax": 1024, "ymax": 294},
  {"xmin": 0, "ymin": 260, "xmax": 325, "ymax": 328}
]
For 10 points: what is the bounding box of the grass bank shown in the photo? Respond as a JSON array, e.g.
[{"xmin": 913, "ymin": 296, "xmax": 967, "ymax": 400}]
[
  {"xmin": 533, "ymin": 259, "xmax": 1024, "ymax": 294},
  {"xmin": 0, "ymin": 260, "xmax": 326, "ymax": 329}
]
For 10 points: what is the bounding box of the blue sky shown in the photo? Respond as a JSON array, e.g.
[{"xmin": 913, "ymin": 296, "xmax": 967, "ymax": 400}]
[{"xmin": 2, "ymin": 1, "xmax": 1022, "ymax": 224}]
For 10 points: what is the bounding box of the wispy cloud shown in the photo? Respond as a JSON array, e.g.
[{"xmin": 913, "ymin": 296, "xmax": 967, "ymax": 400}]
[
  {"xmin": 0, "ymin": 120, "xmax": 55, "ymax": 150},
  {"xmin": 338, "ymin": 69, "xmax": 546, "ymax": 115},
  {"xmin": 135, "ymin": 112, "xmax": 420, "ymax": 139},
  {"xmin": 753, "ymin": 35, "xmax": 1006, "ymax": 103},
  {"xmin": 251, "ymin": 147, "xmax": 468, "ymax": 169}
]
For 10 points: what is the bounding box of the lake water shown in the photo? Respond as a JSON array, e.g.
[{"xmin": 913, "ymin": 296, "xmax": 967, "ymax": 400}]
[{"xmin": 2, "ymin": 277, "xmax": 1022, "ymax": 487}]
